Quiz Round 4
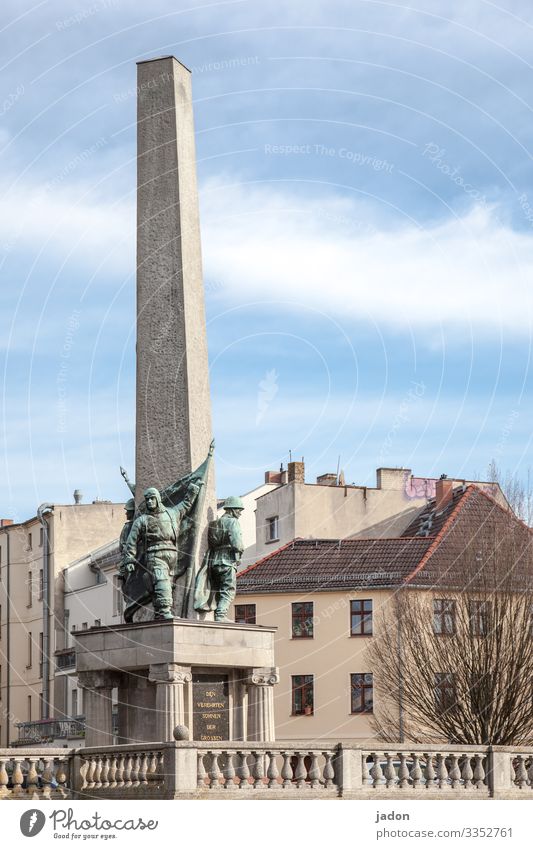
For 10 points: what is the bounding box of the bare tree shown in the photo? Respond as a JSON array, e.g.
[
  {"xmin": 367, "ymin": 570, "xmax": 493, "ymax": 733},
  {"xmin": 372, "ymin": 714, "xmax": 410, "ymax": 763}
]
[
  {"xmin": 369, "ymin": 515, "xmax": 533, "ymax": 745},
  {"xmin": 487, "ymin": 459, "xmax": 533, "ymax": 526}
]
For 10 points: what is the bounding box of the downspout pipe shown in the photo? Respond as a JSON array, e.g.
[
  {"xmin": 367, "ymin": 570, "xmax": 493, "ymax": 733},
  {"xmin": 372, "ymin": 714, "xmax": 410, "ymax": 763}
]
[{"xmin": 37, "ymin": 504, "xmax": 53, "ymax": 719}]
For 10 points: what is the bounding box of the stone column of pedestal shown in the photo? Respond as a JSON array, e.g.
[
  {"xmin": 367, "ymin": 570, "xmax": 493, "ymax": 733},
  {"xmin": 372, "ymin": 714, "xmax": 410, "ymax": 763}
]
[
  {"xmin": 149, "ymin": 663, "xmax": 192, "ymax": 741},
  {"xmin": 246, "ymin": 667, "xmax": 279, "ymax": 741},
  {"xmin": 78, "ymin": 672, "xmax": 120, "ymax": 748}
]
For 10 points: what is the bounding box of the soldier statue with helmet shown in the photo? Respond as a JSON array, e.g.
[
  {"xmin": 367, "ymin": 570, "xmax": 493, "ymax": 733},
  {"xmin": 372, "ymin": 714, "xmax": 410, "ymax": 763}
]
[{"xmin": 194, "ymin": 495, "xmax": 244, "ymax": 621}]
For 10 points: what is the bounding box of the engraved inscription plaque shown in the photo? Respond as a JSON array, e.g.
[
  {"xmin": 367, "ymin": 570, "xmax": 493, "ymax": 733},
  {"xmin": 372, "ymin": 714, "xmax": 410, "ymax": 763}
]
[{"xmin": 192, "ymin": 673, "xmax": 230, "ymax": 741}]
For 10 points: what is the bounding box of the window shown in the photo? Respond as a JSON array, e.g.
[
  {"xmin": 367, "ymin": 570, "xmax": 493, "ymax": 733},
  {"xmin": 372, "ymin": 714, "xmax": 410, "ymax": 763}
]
[
  {"xmin": 350, "ymin": 599, "xmax": 373, "ymax": 636},
  {"xmin": 433, "ymin": 599, "xmax": 456, "ymax": 635},
  {"xmin": 82, "ymin": 623, "xmax": 88, "ymax": 631},
  {"xmin": 292, "ymin": 602, "xmax": 314, "ymax": 638},
  {"xmin": 39, "ymin": 527, "xmax": 43, "ymax": 547},
  {"xmin": 435, "ymin": 672, "xmax": 456, "ymax": 713},
  {"xmin": 38, "ymin": 569, "xmax": 43, "ymax": 601},
  {"xmin": 113, "ymin": 577, "xmax": 123, "ymax": 618},
  {"xmin": 0, "ymin": 604, "xmax": 2, "ymax": 637},
  {"xmin": 39, "ymin": 632, "xmax": 43, "ymax": 678},
  {"xmin": 94, "ymin": 619, "xmax": 101, "ymax": 628},
  {"xmin": 292, "ymin": 675, "xmax": 314, "ymax": 715},
  {"xmin": 469, "ymin": 600, "xmax": 490, "ymax": 636},
  {"xmin": 27, "ymin": 632, "xmax": 32, "ymax": 668},
  {"xmin": 351, "ymin": 673, "xmax": 374, "ymax": 713},
  {"xmin": 72, "ymin": 689, "xmax": 78, "ymax": 717},
  {"xmin": 27, "ymin": 695, "xmax": 31, "ymax": 721},
  {"xmin": 266, "ymin": 516, "xmax": 279, "ymax": 542},
  {"xmin": 235, "ymin": 604, "xmax": 256, "ymax": 624},
  {"xmin": 27, "ymin": 572, "xmax": 33, "ymax": 607},
  {"xmin": 27, "ymin": 532, "xmax": 32, "ymax": 551}
]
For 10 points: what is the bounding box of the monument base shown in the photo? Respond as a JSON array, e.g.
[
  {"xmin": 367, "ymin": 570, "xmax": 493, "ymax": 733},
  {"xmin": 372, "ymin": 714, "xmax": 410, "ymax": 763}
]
[{"xmin": 74, "ymin": 619, "xmax": 278, "ymax": 746}]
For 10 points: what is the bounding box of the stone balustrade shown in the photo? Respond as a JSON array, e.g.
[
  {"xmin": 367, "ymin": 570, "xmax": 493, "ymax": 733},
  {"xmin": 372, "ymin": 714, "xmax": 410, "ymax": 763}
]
[
  {"xmin": 3, "ymin": 743, "xmax": 533, "ymax": 799},
  {"xmin": 0, "ymin": 750, "xmax": 72, "ymax": 799}
]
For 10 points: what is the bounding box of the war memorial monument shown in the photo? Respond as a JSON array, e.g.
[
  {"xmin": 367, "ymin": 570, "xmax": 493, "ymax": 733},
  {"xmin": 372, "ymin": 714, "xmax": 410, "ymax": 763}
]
[{"xmin": 74, "ymin": 56, "xmax": 279, "ymax": 748}]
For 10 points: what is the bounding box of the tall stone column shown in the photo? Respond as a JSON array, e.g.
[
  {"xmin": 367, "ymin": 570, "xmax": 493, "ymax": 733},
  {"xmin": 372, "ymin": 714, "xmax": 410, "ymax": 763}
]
[
  {"xmin": 247, "ymin": 667, "xmax": 279, "ymax": 741},
  {"xmin": 135, "ymin": 56, "xmax": 214, "ymax": 499},
  {"xmin": 79, "ymin": 672, "xmax": 120, "ymax": 748},
  {"xmin": 149, "ymin": 663, "xmax": 192, "ymax": 741}
]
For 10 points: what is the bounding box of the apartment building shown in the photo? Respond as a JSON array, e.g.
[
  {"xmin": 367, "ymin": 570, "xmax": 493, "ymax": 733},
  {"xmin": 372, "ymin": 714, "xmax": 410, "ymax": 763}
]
[
  {"xmin": 234, "ymin": 480, "xmax": 527, "ymax": 741},
  {"xmin": 0, "ymin": 500, "xmax": 124, "ymax": 747}
]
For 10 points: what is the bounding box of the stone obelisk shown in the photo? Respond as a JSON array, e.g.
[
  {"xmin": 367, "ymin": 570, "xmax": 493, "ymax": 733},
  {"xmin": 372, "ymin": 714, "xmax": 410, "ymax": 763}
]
[{"xmin": 135, "ymin": 56, "xmax": 213, "ymax": 500}]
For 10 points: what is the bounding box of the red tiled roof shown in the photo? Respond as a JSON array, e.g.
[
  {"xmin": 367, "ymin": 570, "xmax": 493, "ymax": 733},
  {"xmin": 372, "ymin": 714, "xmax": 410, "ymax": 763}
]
[
  {"xmin": 236, "ymin": 537, "xmax": 433, "ymax": 593},
  {"xmin": 237, "ymin": 485, "xmax": 533, "ymax": 595}
]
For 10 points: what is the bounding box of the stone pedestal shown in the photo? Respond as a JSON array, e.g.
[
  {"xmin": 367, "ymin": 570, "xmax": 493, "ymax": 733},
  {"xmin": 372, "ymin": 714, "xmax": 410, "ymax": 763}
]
[{"xmin": 75, "ymin": 619, "xmax": 278, "ymax": 744}]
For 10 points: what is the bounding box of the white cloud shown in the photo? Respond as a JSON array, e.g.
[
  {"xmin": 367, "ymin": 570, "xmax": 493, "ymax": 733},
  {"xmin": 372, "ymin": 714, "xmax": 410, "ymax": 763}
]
[{"xmin": 201, "ymin": 180, "xmax": 533, "ymax": 334}]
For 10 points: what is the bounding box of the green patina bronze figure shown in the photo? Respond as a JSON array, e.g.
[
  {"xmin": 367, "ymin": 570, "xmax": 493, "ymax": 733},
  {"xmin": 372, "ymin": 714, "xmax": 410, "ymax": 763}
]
[
  {"xmin": 118, "ymin": 442, "xmax": 218, "ymax": 622},
  {"xmin": 194, "ymin": 495, "xmax": 244, "ymax": 621},
  {"xmin": 122, "ymin": 481, "xmax": 201, "ymax": 620}
]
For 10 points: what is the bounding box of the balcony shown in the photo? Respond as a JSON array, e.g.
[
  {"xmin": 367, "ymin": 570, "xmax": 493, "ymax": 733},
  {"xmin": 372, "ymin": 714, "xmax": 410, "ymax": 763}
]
[
  {"xmin": 14, "ymin": 717, "xmax": 85, "ymax": 746},
  {"xmin": 55, "ymin": 648, "xmax": 76, "ymax": 671}
]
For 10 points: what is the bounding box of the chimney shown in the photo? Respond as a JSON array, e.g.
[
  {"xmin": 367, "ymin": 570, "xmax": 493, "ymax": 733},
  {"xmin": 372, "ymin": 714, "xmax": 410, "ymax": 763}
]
[
  {"xmin": 0, "ymin": 519, "xmax": 13, "ymax": 527},
  {"xmin": 288, "ymin": 460, "xmax": 305, "ymax": 484},
  {"xmin": 264, "ymin": 470, "xmax": 282, "ymax": 485},
  {"xmin": 435, "ymin": 475, "xmax": 454, "ymax": 512},
  {"xmin": 316, "ymin": 473, "xmax": 338, "ymax": 486},
  {"xmin": 73, "ymin": 489, "xmax": 83, "ymax": 504}
]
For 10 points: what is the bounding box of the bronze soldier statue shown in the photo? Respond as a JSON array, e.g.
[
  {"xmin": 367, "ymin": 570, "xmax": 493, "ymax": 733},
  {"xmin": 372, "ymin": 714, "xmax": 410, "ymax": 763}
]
[
  {"xmin": 122, "ymin": 481, "xmax": 200, "ymax": 620},
  {"xmin": 195, "ymin": 495, "xmax": 244, "ymax": 621}
]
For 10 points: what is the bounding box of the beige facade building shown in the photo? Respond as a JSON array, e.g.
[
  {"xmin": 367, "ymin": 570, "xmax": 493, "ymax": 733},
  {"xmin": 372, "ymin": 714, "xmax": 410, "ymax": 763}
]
[
  {"xmin": 0, "ymin": 501, "xmax": 124, "ymax": 747},
  {"xmin": 234, "ymin": 480, "xmax": 519, "ymax": 742}
]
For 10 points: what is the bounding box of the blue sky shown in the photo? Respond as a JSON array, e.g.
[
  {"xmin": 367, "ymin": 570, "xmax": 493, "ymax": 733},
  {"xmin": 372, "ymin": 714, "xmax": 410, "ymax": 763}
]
[{"xmin": 1, "ymin": 0, "xmax": 533, "ymax": 520}]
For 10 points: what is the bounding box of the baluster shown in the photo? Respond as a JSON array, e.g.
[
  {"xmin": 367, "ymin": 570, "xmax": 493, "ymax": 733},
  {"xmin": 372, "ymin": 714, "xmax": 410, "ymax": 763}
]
[
  {"xmin": 41, "ymin": 758, "xmax": 54, "ymax": 800},
  {"xmin": 146, "ymin": 752, "xmax": 158, "ymax": 784},
  {"xmin": 410, "ymin": 754, "xmax": 422, "ymax": 788},
  {"xmin": 123, "ymin": 754, "xmax": 133, "ymax": 788},
  {"xmin": 156, "ymin": 752, "xmax": 165, "ymax": 787},
  {"xmin": 461, "ymin": 755, "xmax": 474, "ymax": 789},
  {"xmin": 85, "ymin": 757, "xmax": 96, "ymax": 790},
  {"xmin": 209, "ymin": 751, "xmax": 222, "ymax": 789},
  {"xmin": 252, "ymin": 750, "xmax": 265, "ymax": 788},
  {"xmin": 115, "ymin": 755, "xmax": 124, "ymax": 788},
  {"xmin": 448, "ymin": 754, "xmax": 461, "ymax": 789},
  {"xmin": 100, "ymin": 756, "xmax": 110, "ymax": 788},
  {"xmin": 224, "ymin": 753, "xmax": 236, "ymax": 789},
  {"xmin": 281, "ymin": 751, "xmax": 293, "ymax": 788},
  {"xmin": 424, "ymin": 754, "xmax": 436, "ymax": 788},
  {"xmin": 139, "ymin": 753, "xmax": 148, "ymax": 785},
  {"xmin": 473, "ymin": 754, "xmax": 486, "ymax": 789},
  {"xmin": 527, "ymin": 757, "xmax": 533, "ymax": 788},
  {"xmin": 436, "ymin": 753, "xmax": 449, "ymax": 789},
  {"xmin": 108, "ymin": 756, "xmax": 117, "ymax": 789},
  {"xmin": 514, "ymin": 755, "xmax": 528, "ymax": 788},
  {"xmin": 370, "ymin": 753, "xmax": 384, "ymax": 787},
  {"xmin": 237, "ymin": 751, "xmax": 251, "ymax": 789},
  {"xmin": 11, "ymin": 759, "xmax": 24, "ymax": 797},
  {"xmin": 197, "ymin": 752, "xmax": 207, "ymax": 788},
  {"xmin": 398, "ymin": 753, "xmax": 410, "ymax": 788},
  {"xmin": 384, "ymin": 753, "xmax": 396, "ymax": 788},
  {"xmin": 93, "ymin": 756, "xmax": 103, "ymax": 790},
  {"xmin": 0, "ymin": 759, "xmax": 10, "ymax": 798},
  {"xmin": 322, "ymin": 752, "xmax": 335, "ymax": 788},
  {"xmin": 130, "ymin": 754, "xmax": 140, "ymax": 787},
  {"xmin": 27, "ymin": 758, "xmax": 39, "ymax": 799},
  {"xmin": 308, "ymin": 751, "xmax": 320, "ymax": 789},
  {"xmin": 267, "ymin": 751, "xmax": 280, "ymax": 788},
  {"xmin": 55, "ymin": 757, "xmax": 69, "ymax": 798},
  {"xmin": 294, "ymin": 752, "xmax": 307, "ymax": 789},
  {"xmin": 361, "ymin": 754, "xmax": 371, "ymax": 786}
]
